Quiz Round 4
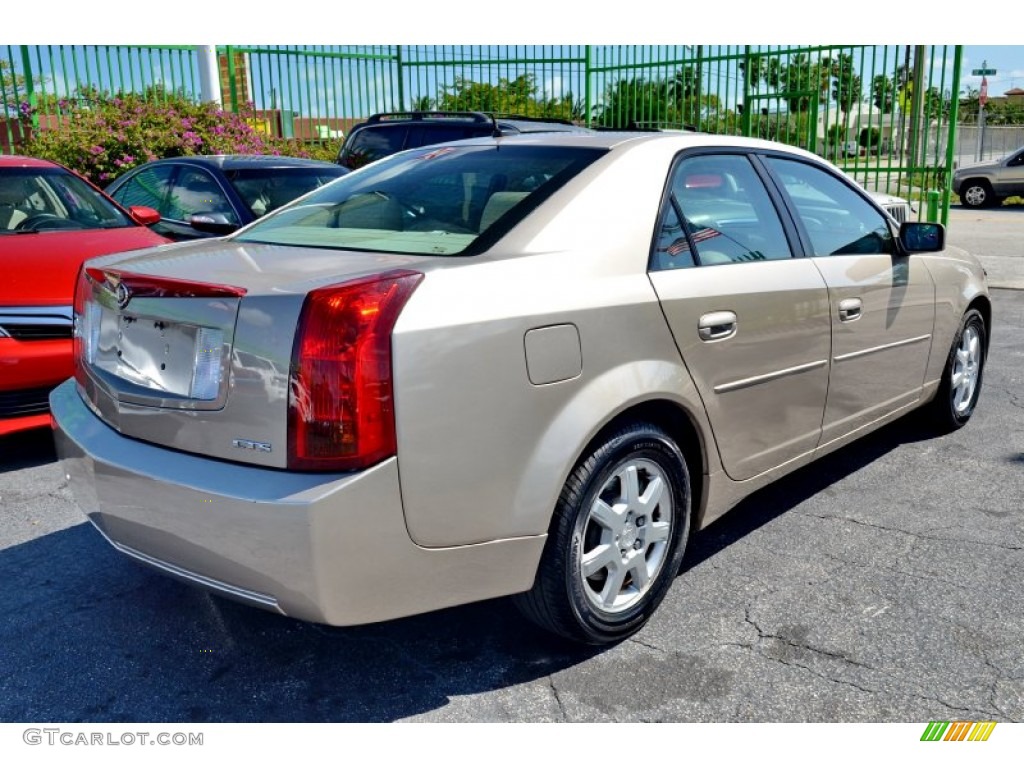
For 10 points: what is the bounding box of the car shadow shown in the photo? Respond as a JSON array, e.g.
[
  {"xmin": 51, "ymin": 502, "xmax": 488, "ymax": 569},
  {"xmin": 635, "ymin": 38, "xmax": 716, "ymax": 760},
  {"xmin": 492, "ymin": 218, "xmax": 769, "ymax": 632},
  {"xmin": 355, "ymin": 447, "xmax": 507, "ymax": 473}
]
[
  {"xmin": 683, "ymin": 411, "xmax": 939, "ymax": 570},
  {"xmin": 0, "ymin": 522, "xmax": 600, "ymax": 723},
  {"xmin": 0, "ymin": 413, "xmax": 942, "ymax": 723},
  {"xmin": 0, "ymin": 427, "xmax": 56, "ymax": 473}
]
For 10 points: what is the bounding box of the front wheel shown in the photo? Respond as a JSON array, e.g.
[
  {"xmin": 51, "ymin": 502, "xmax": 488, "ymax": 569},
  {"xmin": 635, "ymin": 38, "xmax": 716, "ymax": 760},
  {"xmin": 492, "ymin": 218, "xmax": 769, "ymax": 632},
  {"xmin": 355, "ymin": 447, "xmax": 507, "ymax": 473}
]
[
  {"xmin": 927, "ymin": 308, "xmax": 986, "ymax": 431},
  {"xmin": 960, "ymin": 180, "xmax": 995, "ymax": 209},
  {"xmin": 514, "ymin": 422, "xmax": 691, "ymax": 644}
]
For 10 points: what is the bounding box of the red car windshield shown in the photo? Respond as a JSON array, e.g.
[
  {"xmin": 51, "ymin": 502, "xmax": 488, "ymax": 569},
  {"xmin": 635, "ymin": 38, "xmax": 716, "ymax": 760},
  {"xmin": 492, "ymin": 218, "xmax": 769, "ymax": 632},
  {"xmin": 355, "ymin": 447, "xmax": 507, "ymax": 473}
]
[{"xmin": 0, "ymin": 167, "xmax": 134, "ymax": 235}]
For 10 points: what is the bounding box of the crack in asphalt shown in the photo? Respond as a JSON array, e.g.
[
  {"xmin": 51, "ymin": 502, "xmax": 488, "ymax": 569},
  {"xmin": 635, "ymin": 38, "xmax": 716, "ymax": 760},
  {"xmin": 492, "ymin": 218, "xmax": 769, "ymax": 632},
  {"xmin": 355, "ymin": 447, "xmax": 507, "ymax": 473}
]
[
  {"xmin": 979, "ymin": 651, "xmax": 1010, "ymax": 719},
  {"xmin": 819, "ymin": 549, "xmax": 977, "ymax": 592},
  {"xmin": 548, "ymin": 676, "xmax": 567, "ymax": 722},
  {"xmin": 628, "ymin": 636, "xmax": 665, "ymax": 654},
  {"xmin": 744, "ymin": 608, "xmax": 872, "ymax": 670},
  {"xmin": 797, "ymin": 512, "xmax": 1022, "ymax": 552},
  {"xmin": 994, "ymin": 384, "xmax": 1024, "ymax": 410},
  {"xmin": 741, "ymin": 601, "xmax": 1005, "ymax": 720}
]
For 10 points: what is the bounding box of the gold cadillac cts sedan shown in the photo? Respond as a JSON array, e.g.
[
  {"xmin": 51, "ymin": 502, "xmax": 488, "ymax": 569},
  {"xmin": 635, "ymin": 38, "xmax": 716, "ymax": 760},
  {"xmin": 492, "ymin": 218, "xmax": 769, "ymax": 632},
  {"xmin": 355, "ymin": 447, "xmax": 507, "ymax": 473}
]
[{"xmin": 51, "ymin": 133, "xmax": 990, "ymax": 644}]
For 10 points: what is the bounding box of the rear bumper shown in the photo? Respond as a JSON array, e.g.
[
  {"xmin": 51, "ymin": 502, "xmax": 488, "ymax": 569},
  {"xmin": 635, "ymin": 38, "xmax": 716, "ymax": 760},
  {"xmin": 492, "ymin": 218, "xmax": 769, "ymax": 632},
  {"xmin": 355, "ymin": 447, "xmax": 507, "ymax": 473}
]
[{"xmin": 50, "ymin": 379, "xmax": 544, "ymax": 625}]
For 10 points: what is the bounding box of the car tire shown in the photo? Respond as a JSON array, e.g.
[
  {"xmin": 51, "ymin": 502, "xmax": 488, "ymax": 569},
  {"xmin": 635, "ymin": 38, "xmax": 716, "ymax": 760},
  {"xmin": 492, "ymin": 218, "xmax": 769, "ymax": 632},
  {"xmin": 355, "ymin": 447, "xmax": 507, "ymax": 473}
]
[
  {"xmin": 514, "ymin": 422, "xmax": 691, "ymax": 644},
  {"xmin": 960, "ymin": 180, "xmax": 995, "ymax": 209},
  {"xmin": 927, "ymin": 308, "xmax": 986, "ymax": 431}
]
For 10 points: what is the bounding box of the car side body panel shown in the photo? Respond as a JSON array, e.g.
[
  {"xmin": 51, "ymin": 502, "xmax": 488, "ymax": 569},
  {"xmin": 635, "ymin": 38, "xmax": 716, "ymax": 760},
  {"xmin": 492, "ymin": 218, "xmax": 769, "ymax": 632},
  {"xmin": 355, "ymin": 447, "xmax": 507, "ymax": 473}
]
[
  {"xmin": 918, "ymin": 246, "xmax": 992, "ymax": 389},
  {"xmin": 812, "ymin": 253, "xmax": 936, "ymax": 445},
  {"xmin": 651, "ymin": 260, "xmax": 832, "ymax": 482}
]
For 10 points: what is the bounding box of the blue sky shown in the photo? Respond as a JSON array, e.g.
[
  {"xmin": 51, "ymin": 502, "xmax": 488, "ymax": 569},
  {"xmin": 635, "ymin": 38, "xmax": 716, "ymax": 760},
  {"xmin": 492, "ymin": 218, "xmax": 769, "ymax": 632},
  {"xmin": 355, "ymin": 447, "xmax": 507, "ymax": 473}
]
[{"xmin": 961, "ymin": 46, "xmax": 1024, "ymax": 94}]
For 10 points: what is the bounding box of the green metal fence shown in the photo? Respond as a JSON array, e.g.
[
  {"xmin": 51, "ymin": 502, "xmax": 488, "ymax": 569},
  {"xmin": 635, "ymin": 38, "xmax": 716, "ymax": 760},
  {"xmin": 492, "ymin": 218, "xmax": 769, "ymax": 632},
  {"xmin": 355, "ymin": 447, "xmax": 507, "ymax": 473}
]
[{"xmin": 2, "ymin": 44, "xmax": 961, "ymax": 222}]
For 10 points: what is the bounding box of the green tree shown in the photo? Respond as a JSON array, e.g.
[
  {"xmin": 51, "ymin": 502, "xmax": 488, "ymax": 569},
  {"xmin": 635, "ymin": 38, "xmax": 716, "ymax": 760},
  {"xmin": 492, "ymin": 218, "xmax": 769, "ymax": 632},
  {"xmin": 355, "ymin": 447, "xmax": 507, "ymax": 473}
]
[
  {"xmin": 871, "ymin": 74, "xmax": 895, "ymax": 113},
  {"xmin": 592, "ymin": 76, "xmax": 672, "ymax": 128},
  {"xmin": 593, "ymin": 66, "xmax": 724, "ymax": 130},
  {"xmin": 741, "ymin": 53, "xmax": 829, "ymax": 114},
  {"xmin": 859, "ymin": 126, "xmax": 881, "ymax": 151},
  {"xmin": 409, "ymin": 95, "xmax": 436, "ymax": 111},
  {"xmin": 830, "ymin": 53, "xmax": 863, "ymax": 148}
]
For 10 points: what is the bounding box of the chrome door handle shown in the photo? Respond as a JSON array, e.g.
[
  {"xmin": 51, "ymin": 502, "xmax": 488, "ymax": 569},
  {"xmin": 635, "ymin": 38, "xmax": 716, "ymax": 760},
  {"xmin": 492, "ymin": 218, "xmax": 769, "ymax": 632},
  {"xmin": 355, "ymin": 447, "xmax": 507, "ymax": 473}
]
[
  {"xmin": 838, "ymin": 298, "xmax": 862, "ymax": 322},
  {"xmin": 698, "ymin": 311, "xmax": 737, "ymax": 341}
]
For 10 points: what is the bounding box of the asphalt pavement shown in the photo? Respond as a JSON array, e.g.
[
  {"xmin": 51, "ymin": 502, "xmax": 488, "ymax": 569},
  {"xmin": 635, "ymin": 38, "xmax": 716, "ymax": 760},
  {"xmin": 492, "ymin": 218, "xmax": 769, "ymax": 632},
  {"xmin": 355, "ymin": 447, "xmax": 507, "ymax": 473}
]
[{"xmin": 0, "ymin": 207, "xmax": 1021, "ymax": 723}]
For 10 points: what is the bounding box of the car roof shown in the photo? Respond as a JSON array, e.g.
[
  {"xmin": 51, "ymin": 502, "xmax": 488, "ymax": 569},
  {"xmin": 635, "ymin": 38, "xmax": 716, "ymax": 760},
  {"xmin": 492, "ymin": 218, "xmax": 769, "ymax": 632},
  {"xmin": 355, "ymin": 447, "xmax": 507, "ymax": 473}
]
[
  {"xmin": 0, "ymin": 155, "xmax": 63, "ymax": 169},
  {"xmin": 447, "ymin": 131, "xmax": 826, "ymax": 160},
  {"xmin": 131, "ymin": 155, "xmax": 343, "ymax": 171},
  {"xmin": 497, "ymin": 118, "xmax": 589, "ymax": 134}
]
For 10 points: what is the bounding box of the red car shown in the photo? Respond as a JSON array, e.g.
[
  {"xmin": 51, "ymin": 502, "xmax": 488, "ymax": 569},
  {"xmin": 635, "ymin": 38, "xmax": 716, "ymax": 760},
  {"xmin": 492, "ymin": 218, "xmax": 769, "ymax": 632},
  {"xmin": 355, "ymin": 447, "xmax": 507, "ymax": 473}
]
[{"xmin": 1, "ymin": 155, "xmax": 169, "ymax": 436}]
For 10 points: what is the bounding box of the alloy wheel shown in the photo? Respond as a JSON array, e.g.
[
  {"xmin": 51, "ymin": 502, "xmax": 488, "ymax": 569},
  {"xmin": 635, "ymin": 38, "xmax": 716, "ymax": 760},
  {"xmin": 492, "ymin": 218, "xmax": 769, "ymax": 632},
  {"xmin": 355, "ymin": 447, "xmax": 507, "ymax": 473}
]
[{"xmin": 579, "ymin": 458, "xmax": 673, "ymax": 614}]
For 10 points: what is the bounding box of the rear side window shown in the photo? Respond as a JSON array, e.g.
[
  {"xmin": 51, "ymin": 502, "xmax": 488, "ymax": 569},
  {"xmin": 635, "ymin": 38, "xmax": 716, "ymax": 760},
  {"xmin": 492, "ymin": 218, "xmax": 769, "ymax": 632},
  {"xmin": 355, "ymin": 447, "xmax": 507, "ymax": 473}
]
[
  {"xmin": 340, "ymin": 126, "xmax": 409, "ymax": 169},
  {"xmin": 407, "ymin": 125, "xmax": 484, "ymax": 147},
  {"xmin": 236, "ymin": 144, "xmax": 606, "ymax": 256},
  {"xmin": 652, "ymin": 153, "xmax": 792, "ymax": 269},
  {"xmin": 110, "ymin": 165, "xmax": 174, "ymax": 211}
]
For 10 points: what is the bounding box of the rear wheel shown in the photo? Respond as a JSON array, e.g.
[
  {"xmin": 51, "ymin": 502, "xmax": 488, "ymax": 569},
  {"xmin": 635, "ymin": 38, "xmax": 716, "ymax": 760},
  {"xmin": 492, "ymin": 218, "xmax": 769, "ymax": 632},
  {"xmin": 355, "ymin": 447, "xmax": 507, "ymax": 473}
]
[
  {"xmin": 514, "ymin": 422, "xmax": 691, "ymax": 644},
  {"xmin": 928, "ymin": 308, "xmax": 986, "ymax": 431}
]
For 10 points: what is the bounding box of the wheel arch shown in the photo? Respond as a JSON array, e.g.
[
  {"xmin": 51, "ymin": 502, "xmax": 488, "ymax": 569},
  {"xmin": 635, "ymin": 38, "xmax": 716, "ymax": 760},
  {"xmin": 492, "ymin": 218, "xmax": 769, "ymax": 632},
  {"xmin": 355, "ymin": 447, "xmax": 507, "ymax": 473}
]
[
  {"xmin": 967, "ymin": 293, "xmax": 993, "ymax": 353},
  {"xmin": 959, "ymin": 177, "xmax": 996, "ymax": 206},
  {"xmin": 577, "ymin": 399, "xmax": 709, "ymax": 531}
]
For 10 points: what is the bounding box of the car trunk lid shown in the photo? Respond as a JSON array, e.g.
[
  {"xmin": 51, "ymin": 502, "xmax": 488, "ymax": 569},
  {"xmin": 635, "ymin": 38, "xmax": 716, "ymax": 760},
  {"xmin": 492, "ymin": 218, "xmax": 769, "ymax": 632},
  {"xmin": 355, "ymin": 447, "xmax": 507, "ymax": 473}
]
[{"xmin": 75, "ymin": 239, "xmax": 432, "ymax": 468}]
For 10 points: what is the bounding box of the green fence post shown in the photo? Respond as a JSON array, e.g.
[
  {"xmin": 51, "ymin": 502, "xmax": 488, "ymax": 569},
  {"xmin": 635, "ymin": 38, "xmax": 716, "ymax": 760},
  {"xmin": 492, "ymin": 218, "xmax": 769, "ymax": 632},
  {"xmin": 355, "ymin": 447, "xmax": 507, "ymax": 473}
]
[
  {"xmin": 942, "ymin": 46, "xmax": 963, "ymax": 227},
  {"xmin": 584, "ymin": 45, "xmax": 592, "ymax": 127},
  {"xmin": 225, "ymin": 46, "xmax": 239, "ymax": 112},
  {"xmin": 926, "ymin": 189, "xmax": 940, "ymax": 222},
  {"xmin": 741, "ymin": 46, "xmax": 752, "ymax": 137},
  {"xmin": 18, "ymin": 45, "xmax": 38, "ymax": 131},
  {"xmin": 395, "ymin": 45, "xmax": 405, "ymax": 111}
]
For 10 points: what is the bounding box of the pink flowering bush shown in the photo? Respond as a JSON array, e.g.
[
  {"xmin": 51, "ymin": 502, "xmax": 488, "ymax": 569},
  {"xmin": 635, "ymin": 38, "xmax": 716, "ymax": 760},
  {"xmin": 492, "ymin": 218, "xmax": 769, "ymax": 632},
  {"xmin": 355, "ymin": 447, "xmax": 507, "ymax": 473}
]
[{"xmin": 22, "ymin": 86, "xmax": 334, "ymax": 185}]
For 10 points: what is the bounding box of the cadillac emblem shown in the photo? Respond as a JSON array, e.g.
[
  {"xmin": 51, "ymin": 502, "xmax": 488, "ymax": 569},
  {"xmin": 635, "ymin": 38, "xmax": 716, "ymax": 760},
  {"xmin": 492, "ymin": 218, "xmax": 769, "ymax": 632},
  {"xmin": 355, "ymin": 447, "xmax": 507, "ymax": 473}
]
[{"xmin": 115, "ymin": 282, "xmax": 131, "ymax": 309}]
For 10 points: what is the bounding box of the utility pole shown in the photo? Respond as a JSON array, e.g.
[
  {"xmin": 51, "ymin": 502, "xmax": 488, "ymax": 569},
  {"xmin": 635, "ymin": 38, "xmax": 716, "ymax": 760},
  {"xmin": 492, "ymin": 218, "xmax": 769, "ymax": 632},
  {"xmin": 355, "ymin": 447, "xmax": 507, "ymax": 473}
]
[{"xmin": 196, "ymin": 45, "xmax": 223, "ymax": 106}]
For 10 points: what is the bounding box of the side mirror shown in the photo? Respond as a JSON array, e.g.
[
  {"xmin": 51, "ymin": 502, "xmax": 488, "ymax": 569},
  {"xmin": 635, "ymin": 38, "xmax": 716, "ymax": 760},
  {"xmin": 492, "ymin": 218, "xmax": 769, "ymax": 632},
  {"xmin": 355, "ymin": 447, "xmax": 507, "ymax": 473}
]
[
  {"xmin": 128, "ymin": 205, "xmax": 162, "ymax": 226},
  {"xmin": 188, "ymin": 212, "xmax": 238, "ymax": 235},
  {"xmin": 899, "ymin": 221, "xmax": 944, "ymax": 253}
]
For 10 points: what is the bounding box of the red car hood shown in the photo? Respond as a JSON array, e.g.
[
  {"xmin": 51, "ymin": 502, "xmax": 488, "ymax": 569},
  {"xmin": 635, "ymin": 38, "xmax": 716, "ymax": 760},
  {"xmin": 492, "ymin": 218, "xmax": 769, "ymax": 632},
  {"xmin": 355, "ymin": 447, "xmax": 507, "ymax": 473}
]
[{"xmin": 0, "ymin": 226, "xmax": 168, "ymax": 306}]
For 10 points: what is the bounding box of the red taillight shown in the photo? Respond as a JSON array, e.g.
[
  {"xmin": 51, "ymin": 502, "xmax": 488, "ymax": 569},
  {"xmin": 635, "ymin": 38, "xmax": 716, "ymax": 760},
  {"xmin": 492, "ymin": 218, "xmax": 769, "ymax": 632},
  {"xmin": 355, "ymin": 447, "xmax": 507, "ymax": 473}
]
[{"xmin": 288, "ymin": 270, "xmax": 423, "ymax": 472}]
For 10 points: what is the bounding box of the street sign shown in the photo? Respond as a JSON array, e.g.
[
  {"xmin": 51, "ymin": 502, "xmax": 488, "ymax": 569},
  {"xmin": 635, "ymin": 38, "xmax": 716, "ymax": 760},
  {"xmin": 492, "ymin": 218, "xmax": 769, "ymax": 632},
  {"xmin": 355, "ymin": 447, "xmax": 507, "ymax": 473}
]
[{"xmin": 972, "ymin": 68, "xmax": 997, "ymax": 75}]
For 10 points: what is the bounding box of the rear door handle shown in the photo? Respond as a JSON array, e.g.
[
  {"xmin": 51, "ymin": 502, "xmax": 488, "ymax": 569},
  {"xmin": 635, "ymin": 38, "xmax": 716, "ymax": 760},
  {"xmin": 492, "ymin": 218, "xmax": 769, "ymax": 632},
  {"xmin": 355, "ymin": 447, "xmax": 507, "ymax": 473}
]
[
  {"xmin": 838, "ymin": 298, "xmax": 863, "ymax": 322},
  {"xmin": 698, "ymin": 311, "xmax": 737, "ymax": 341}
]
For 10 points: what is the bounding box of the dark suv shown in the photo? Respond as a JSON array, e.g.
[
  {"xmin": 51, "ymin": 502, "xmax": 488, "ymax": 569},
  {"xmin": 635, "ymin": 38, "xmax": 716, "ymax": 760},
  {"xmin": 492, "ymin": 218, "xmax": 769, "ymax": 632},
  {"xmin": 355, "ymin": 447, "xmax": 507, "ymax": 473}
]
[{"xmin": 336, "ymin": 111, "xmax": 588, "ymax": 170}]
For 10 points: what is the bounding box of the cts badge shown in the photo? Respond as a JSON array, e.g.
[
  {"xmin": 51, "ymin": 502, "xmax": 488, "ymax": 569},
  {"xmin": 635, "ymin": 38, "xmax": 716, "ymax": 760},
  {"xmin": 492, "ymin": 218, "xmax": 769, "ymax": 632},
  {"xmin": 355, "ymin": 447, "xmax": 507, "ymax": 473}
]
[{"xmin": 232, "ymin": 438, "xmax": 272, "ymax": 453}]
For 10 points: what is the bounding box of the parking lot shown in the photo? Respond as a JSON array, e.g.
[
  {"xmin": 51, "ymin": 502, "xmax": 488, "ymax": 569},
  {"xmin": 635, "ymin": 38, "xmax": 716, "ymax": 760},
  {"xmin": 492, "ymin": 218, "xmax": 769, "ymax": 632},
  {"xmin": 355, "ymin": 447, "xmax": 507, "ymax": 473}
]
[{"xmin": 0, "ymin": 207, "xmax": 1021, "ymax": 723}]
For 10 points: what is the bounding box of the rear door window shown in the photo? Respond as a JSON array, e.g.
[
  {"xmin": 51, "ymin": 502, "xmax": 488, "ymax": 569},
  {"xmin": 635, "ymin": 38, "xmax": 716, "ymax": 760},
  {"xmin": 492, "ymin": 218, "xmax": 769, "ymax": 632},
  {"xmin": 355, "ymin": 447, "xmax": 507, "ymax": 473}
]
[
  {"xmin": 110, "ymin": 164, "xmax": 175, "ymax": 212},
  {"xmin": 342, "ymin": 126, "xmax": 409, "ymax": 169},
  {"xmin": 652, "ymin": 153, "xmax": 792, "ymax": 268}
]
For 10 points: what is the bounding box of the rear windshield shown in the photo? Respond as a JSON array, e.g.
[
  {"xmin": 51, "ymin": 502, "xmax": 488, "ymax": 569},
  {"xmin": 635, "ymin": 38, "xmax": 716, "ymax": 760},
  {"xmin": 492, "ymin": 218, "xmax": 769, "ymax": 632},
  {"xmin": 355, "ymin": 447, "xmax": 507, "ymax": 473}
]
[
  {"xmin": 224, "ymin": 167, "xmax": 347, "ymax": 217},
  {"xmin": 234, "ymin": 144, "xmax": 606, "ymax": 256}
]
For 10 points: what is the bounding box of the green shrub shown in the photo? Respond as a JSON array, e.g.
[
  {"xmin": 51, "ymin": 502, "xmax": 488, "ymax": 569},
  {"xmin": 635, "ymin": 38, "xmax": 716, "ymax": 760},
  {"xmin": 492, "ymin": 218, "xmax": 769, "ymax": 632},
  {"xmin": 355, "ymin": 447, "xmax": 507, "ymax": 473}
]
[
  {"xmin": 21, "ymin": 86, "xmax": 331, "ymax": 185},
  {"xmin": 859, "ymin": 126, "xmax": 880, "ymax": 150}
]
